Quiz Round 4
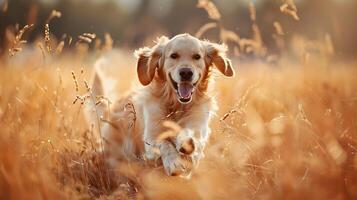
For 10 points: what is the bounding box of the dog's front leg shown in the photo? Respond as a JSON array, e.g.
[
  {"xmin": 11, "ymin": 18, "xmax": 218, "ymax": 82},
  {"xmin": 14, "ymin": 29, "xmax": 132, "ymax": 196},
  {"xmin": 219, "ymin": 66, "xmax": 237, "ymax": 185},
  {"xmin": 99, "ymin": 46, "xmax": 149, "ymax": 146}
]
[
  {"xmin": 173, "ymin": 111, "xmax": 212, "ymax": 168},
  {"xmin": 174, "ymin": 128, "xmax": 208, "ymax": 165},
  {"xmin": 159, "ymin": 140, "xmax": 192, "ymax": 176},
  {"xmin": 143, "ymin": 124, "xmax": 193, "ymax": 176},
  {"xmin": 142, "ymin": 103, "xmax": 164, "ymax": 160}
]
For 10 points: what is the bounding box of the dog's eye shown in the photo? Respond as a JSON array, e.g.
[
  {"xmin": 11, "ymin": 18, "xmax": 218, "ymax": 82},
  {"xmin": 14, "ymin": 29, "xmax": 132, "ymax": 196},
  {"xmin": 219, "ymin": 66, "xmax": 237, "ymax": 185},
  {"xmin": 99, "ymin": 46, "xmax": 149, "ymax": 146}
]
[
  {"xmin": 170, "ymin": 53, "xmax": 179, "ymax": 59},
  {"xmin": 193, "ymin": 54, "xmax": 201, "ymax": 60}
]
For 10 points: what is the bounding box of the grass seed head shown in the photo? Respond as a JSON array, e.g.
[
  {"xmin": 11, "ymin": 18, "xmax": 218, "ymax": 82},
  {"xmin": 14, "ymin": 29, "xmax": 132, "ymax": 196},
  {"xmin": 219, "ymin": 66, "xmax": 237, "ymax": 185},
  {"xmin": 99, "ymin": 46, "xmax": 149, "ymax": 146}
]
[
  {"xmin": 197, "ymin": 0, "xmax": 221, "ymax": 21},
  {"xmin": 71, "ymin": 71, "xmax": 79, "ymax": 92},
  {"xmin": 46, "ymin": 10, "xmax": 62, "ymax": 24},
  {"xmin": 249, "ymin": 1, "xmax": 256, "ymax": 22},
  {"xmin": 195, "ymin": 22, "xmax": 217, "ymax": 38},
  {"xmin": 8, "ymin": 24, "xmax": 34, "ymax": 57},
  {"xmin": 280, "ymin": 1, "xmax": 300, "ymax": 21},
  {"xmin": 273, "ymin": 21, "xmax": 284, "ymax": 36},
  {"xmin": 44, "ymin": 23, "xmax": 52, "ymax": 53}
]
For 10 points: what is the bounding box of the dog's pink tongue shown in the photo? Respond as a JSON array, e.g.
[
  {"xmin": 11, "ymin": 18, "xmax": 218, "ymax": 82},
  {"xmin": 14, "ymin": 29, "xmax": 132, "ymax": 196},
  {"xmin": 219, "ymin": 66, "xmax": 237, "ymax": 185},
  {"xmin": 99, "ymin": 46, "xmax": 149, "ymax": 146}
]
[{"xmin": 178, "ymin": 83, "xmax": 194, "ymax": 99}]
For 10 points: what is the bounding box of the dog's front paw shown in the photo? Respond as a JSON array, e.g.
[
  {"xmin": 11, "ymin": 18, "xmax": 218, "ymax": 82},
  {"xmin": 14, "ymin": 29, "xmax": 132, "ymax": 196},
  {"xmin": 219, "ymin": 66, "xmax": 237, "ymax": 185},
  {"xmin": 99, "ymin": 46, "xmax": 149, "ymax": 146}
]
[
  {"xmin": 175, "ymin": 129, "xmax": 196, "ymax": 155},
  {"xmin": 159, "ymin": 140, "xmax": 193, "ymax": 176},
  {"xmin": 162, "ymin": 151, "xmax": 192, "ymax": 176},
  {"xmin": 160, "ymin": 122, "xmax": 196, "ymax": 156}
]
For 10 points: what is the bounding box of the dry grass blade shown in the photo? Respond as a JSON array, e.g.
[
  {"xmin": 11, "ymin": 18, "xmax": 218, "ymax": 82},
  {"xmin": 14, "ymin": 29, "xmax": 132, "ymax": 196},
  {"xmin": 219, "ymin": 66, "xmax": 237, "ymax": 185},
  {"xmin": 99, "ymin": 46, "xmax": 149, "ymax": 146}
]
[
  {"xmin": 249, "ymin": 1, "xmax": 256, "ymax": 22},
  {"xmin": 252, "ymin": 25, "xmax": 262, "ymax": 46},
  {"xmin": 220, "ymin": 28, "xmax": 240, "ymax": 44},
  {"xmin": 83, "ymin": 33, "xmax": 96, "ymax": 39},
  {"xmin": 1, "ymin": 52, "xmax": 357, "ymax": 199},
  {"xmin": 273, "ymin": 21, "xmax": 284, "ymax": 36},
  {"xmin": 220, "ymin": 83, "xmax": 259, "ymax": 122},
  {"xmin": 46, "ymin": 10, "xmax": 62, "ymax": 24},
  {"xmin": 78, "ymin": 36, "xmax": 92, "ymax": 43},
  {"xmin": 324, "ymin": 33, "xmax": 334, "ymax": 56},
  {"xmin": 44, "ymin": 24, "xmax": 52, "ymax": 53},
  {"xmin": 42, "ymin": 10, "xmax": 62, "ymax": 54},
  {"xmin": 1, "ymin": 0, "xmax": 8, "ymax": 12},
  {"xmin": 197, "ymin": 0, "xmax": 221, "ymax": 20},
  {"xmin": 286, "ymin": 0, "xmax": 298, "ymax": 11},
  {"xmin": 272, "ymin": 21, "xmax": 285, "ymax": 52},
  {"xmin": 195, "ymin": 22, "xmax": 217, "ymax": 38},
  {"xmin": 280, "ymin": 1, "xmax": 299, "ymax": 21},
  {"xmin": 71, "ymin": 71, "xmax": 79, "ymax": 92},
  {"xmin": 78, "ymin": 33, "xmax": 97, "ymax": 44},
  {"xmin": 37, "ymin": 43, "xmax": 46, "ymax": 60},
  {"xmin": 56, "ymin": 41, "xmax": 65, "ymax": 55},
  {"xmin": 102, "ymin": 33, "xmax": 113, "ymax": 51},
  {"xmin": 2, "ymin": 1, "xmax": 357, "ymax": 199},
  {"xmin": 124, "ymin": 102, "xmax": 136, "ymax": 129},
  {"xmin": 252, "ymin": 23, "xmax": 266, "ymax": 56},
  {"xmin": 8, "ymin": 24, "xmax": 34, "ymax": 57},
  {"xmin": 84, "ymin": 80, "xmax": 91, "ymax": 92},
  {"xmin": 68, "ymin": 35, "xmax": 73, "ymax": 45}
]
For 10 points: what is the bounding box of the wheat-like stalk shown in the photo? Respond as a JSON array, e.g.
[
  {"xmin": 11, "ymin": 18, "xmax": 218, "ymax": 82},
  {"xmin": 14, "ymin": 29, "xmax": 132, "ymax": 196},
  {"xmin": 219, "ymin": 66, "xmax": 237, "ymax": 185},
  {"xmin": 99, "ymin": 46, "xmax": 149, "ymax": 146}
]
[
  {"xmin": 249, "ymin": 1, "xmax": 256, "ymax": 22},
  {"xmin": 324, "ymin": 33, "xmax": 334, "ymax": 56},
  {"xmin": 43, "ymin": 10, "xmax": 62, "ymax": 54},
  {"xmin": 102, "ymin": 33, "xmax": 113, "ymax": 52},
  {"xmin": 1, "ymin": 0, "xmax": 8, "ymax": 12},
  {"xmin": 220, "ymin": 28, "xmax": 240, "ymax": 45},
  {"xmin": 55, "ymin": 41, "xmax": 65, "ymax": 55},
  {"xmin": 197, "ymin": 0, "xmax": 221, "ymax": 20},
  {"xmin": 71, "ymin": 71, "xmax": 79, "ymax": 92},
  {"xmin": 46, "ymin": 10, "xmax": 62, "ymax": 24},
  {"xmin": 272, "ymin": 21, "xmax": 285, "ymax": 53},
  {"xmin": 37, "ymin": 43, "xmax": 46, "ymax": 60},
  {"xmin": 220, "ymin": 83, "xmax": 259, "ymax": 122},
  {"xmin": 68, "ymin": 35, "xmax": 73, "ymax": 46},
  {"xmin": 195, "ymin": 22, "xmax": 217, "ymax": 38},
  {"xmin": 44, "ymin": 24, "xmax": 52, "ymax": 53},
  {"xmin": 8, "ymin": 24, "xmax": 34, "ymax": 57},
  {"xmin": 273, "ymin": 21, "xmax": 284, "ymax": 36},
  {"xmin": 280, "ymin": 0, "xmax": 299, "ymax": 21},
  {"xmin": 77, "ymin": 33, "xmax": 96, "ymax": 44}
]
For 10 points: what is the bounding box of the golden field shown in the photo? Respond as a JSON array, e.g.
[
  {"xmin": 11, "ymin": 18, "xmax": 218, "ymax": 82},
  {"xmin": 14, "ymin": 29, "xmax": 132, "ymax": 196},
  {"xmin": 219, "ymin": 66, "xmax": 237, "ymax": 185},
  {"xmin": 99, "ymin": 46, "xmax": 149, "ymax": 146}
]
[
  {"xmin": 0, "ymin": 50, "xmax": 356, "ymax": 199},
  {"xmin": 1, "ymin": 0, "xmax": 357, "ymax": 199}
]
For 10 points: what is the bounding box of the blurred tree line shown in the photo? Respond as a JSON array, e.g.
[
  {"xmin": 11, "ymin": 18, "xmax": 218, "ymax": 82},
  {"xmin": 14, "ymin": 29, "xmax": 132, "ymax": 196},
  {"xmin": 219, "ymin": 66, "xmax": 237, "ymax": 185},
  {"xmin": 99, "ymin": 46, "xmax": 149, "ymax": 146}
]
[{"xmin": 0, "ymin": 0, "xmax": 356, "ymax": 58}]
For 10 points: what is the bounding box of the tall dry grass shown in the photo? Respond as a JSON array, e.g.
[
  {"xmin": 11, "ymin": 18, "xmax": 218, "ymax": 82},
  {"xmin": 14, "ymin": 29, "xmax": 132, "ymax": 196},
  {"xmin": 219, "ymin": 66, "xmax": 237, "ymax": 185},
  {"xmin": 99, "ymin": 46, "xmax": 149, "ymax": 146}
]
[
  {"xmin": 1, "ymin": 0, "xmax": 357, "ymax": 199},
  {"xmin": 1, "ymin": 51, "xmax": 356, "ymax": 199}
]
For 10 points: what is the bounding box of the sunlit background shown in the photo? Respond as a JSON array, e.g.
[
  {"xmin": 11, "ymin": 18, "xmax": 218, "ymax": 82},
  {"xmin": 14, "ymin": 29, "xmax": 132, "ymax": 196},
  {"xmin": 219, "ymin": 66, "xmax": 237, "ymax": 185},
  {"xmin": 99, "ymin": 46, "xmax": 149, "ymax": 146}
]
[
  {"xmin": 0, "ymin": 0, "xmax": 356, "ymax": 58},
  {"xmin": 1, "ymin": 1, "xmax": 357, "ymax": 199}
]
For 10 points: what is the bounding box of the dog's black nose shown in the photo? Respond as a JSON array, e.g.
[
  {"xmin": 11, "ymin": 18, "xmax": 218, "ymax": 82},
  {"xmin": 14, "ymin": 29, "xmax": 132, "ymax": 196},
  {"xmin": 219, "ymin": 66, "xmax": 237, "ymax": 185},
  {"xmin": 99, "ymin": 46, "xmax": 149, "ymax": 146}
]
[{"xmin": 179, "ymin": 68, "xmax": 193, "ymax": 81}]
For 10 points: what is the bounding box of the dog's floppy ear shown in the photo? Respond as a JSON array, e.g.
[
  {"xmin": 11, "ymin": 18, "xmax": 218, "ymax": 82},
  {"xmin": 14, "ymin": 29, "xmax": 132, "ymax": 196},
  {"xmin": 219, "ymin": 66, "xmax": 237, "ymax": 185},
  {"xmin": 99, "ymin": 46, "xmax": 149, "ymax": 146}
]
[
  {"xmin": 134, "ymin": 36, "xmax": 169, "ymax": 85},
  {"xmin": 203, "ymin": 41, "xmax": 234, "ymax": 77}
]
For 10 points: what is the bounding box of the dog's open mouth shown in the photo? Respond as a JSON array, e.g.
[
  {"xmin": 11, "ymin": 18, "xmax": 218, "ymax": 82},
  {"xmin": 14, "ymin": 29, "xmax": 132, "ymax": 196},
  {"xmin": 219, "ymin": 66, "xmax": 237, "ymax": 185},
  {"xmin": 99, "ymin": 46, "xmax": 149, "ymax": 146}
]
[{"xmin": 169, "ymin": 74, "xmax": 195, "ymax": 104}]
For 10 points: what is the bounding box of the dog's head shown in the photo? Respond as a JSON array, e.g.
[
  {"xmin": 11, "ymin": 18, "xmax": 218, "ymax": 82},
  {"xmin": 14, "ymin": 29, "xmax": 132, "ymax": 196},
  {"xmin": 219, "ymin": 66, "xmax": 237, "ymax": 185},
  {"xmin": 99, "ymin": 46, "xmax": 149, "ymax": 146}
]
[{"xmin": 135, "ymin": 33, "xmax": 234, "ymax": 104}]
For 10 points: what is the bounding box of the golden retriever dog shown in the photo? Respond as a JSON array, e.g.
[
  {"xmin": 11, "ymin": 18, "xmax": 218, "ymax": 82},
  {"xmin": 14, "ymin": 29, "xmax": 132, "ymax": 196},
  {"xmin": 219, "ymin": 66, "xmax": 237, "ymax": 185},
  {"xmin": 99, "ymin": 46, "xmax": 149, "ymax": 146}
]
[{"xmin": 86, "ymin": 33, "xmax": 234, "ymax": 177}]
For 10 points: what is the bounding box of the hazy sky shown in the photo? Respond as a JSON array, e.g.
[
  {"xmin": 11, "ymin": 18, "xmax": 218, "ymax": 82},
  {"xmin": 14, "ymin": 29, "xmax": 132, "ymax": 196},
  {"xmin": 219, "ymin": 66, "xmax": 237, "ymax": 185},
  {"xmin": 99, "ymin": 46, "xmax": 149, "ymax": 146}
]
[
  {"xmin": 1, "ymin": 0, "xmax": 353, "ymax": 16},
  {"xmin": 0, "ymin": 0, "xmax": 352, "ymax": 16}
]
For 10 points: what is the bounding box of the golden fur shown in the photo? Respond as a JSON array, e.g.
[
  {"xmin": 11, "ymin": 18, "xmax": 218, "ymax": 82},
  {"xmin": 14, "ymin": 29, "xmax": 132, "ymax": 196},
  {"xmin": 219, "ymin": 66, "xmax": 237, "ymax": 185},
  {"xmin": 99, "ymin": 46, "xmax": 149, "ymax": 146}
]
[{"xmin": 86, "ymin": 33, "xmax": 234, "ymax": 177}]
